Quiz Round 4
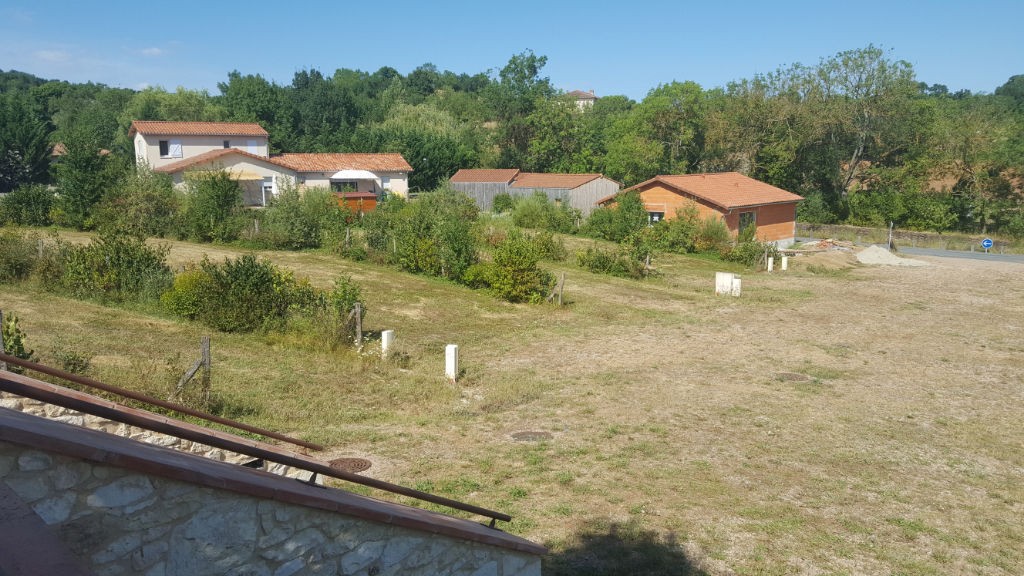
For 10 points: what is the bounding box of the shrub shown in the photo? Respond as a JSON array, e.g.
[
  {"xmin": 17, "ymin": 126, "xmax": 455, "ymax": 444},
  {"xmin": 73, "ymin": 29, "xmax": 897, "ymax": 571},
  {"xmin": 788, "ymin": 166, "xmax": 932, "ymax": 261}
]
[
  {"xmin": 530, "ymin": 230, "xmax": 567, "ymax": 261},
  {"xmin": 723, "ymin": 238, "xmax": 781, "ymax": 267},
  {"xmin": 364, "ymin": 188, "xmax": 479, "ymax": 280},
  {"xmin": 0, "ymin": 229, "xmax": 38, "ymax": 283},
  {"xmin": 576, "ymin": 245, "xmax": 649, "ymax": 279},
  {"xmin": 0, "ymin": 184, "xmax": 53, "ymax": 226},
  {"xmin": 93, "ymin": 169, "xmax": 178, "ymax": 239},
  {"xmin": 511, "ymin": 191, "xmax": 579, "ymax": 233},
  {"xmin": 582, "ymin": 191, "xmax": 648, "ymax": 242},
  {"xmin": 649, "ymin": 205, "xmax": 701, "ymax": 253},
  {"xmin": 178, "ymin": 171, "xmax": 245, "ymax": 242},
  {"xmin": 250, "ymin": 185, "xmax": 347, "ymax": 250},
  {"xmin": 38, "ymin": 234, "xmax": 173, "ymax": 303},
  {"xmin": 693, "ymin": 216, "xmax": 731, "ymax": 253},
  {"xmin": 492, "ymin": 192, "xmax": 514, "ymax": 214},
  {"xmin": 486, "ymin": 230, "xmax": 554, "ymax": 303},
  {"xmin": 2, "ymin": 311, "xmax": 36, "ymax": 373},
  {"xmin": 161, "ymin": 255, "xmax": 350, "ymax": 334}
]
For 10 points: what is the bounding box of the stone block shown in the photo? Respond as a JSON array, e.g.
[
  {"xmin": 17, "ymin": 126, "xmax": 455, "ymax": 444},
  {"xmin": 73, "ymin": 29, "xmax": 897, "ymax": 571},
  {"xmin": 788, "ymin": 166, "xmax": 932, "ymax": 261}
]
[
  {"xmin": 91, "ymin": 532, "xmax": 142, "ymax": 564},
  {"xmin": 17, "ymin": 450, "xmax": 53, "ymax": 471},
  {"xmin": 32, "ymin": 491, "xmax": 77, "ymax": 524},
  {"xmin": 88, "ymin": 475, "xmax": 154, "ymax": 508}
]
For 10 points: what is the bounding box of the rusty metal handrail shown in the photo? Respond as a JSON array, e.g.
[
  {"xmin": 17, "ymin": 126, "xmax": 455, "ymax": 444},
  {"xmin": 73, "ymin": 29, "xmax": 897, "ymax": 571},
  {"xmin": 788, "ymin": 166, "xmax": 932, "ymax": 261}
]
[
  {"xmin": 0, "ymin": 352, "xmax": 322, "ymax": 451},
  {"xmin": 0, "ymin": 359, "xmax": 512, "ymax": 524}
]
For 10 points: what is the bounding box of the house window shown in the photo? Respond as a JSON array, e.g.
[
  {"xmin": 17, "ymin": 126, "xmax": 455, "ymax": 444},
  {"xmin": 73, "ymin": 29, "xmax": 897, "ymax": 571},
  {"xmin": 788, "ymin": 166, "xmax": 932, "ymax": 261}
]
[
  {"xmin": 223, "ymin": 140, "xmax": 230, "ymax": 148},
  {"xmin": 159, "ymin": 139, "xmax": 182, "ymax": 159},
  {"xmin": 648, "ymin": 211, "xmax": 665, "ymax": 224},
  {"xmin": 331, "ymin": 181, "xmax": 359, "ymax": 193},
  {"xmin": 739, "ymin": 211, "xmax": 756, "ymax": 237}
]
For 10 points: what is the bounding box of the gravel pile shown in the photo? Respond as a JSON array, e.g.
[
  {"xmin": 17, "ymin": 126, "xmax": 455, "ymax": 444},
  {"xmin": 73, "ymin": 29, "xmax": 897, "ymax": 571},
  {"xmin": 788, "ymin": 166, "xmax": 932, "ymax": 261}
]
[{"xmin": 856, "ymin": 245, "xmax": 928, "ymax": 266}]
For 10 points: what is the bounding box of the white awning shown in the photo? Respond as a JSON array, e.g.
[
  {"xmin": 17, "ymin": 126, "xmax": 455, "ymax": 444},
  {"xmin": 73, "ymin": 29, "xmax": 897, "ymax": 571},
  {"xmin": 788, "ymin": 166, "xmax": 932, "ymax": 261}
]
[{"xmin": 330, "ymin": 169, "xmax": 379, "ymax": 180}]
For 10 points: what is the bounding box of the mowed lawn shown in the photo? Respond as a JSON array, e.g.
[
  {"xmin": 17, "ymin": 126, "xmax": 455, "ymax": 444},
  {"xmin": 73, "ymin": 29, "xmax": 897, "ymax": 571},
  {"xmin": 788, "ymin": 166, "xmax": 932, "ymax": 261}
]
[{"xmin": 3, "ymin": 233, "xmax": 1023, "ymax": 575}]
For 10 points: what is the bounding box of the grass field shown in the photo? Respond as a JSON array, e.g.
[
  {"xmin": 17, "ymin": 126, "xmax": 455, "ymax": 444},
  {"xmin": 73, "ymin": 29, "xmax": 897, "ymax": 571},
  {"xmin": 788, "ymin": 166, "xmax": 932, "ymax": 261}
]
[{"xmin": 2, "ymin": 232, "xmax": 1023, "ymax": 575}]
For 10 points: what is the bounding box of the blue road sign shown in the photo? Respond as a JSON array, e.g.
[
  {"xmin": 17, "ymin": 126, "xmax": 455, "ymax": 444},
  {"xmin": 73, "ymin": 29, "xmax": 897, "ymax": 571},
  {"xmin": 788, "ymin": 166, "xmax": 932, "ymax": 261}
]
[{"xmin": 981, "ymin": 238, "xmax": 994, "ymax": 250}]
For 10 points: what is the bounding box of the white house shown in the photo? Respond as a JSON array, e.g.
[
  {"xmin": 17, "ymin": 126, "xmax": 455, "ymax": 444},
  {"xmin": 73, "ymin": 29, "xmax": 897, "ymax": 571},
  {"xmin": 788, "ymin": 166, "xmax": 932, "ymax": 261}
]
[{"xmin": 129, "ymin": 121, "xmax": 412, "ymax": 206}]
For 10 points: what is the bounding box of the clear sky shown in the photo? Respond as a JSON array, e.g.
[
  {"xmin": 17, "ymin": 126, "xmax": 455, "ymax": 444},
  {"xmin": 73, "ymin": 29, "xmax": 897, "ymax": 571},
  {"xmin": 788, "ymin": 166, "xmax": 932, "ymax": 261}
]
[{"xmin": 2, "ymin": 0, "xmax": 1021, "ymax": 101}]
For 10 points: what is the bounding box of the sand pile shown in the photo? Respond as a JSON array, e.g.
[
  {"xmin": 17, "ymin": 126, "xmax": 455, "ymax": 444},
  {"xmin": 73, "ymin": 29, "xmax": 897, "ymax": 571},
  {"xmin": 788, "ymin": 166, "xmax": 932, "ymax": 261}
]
[{"xmin": 856, "ymin": 245, "xmax": 928, "ymax": 267}]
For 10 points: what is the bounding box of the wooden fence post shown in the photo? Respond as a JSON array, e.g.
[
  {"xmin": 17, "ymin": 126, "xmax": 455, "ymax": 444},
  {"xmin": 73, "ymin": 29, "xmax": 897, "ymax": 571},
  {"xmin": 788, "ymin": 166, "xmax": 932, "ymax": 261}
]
[
  {"xmin": 0, "ymin": 310, "xmax": 7, "ymax": 372},
  {"xmin": 200, "ymin": 335, "xmax": 211, "ymax": 405}
]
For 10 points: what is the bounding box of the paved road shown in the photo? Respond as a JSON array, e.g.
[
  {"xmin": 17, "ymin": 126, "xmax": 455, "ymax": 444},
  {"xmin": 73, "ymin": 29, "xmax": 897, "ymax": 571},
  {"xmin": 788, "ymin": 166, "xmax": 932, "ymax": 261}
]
[{"xmin": 795, "ymin": 238, "xmax": 1024, "ymax": 264}]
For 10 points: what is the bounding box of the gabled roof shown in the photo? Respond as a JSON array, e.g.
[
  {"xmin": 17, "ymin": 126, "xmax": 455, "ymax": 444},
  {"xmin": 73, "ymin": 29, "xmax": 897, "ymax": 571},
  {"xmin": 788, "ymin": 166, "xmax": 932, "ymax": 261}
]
[
  {"xmin": 152, "ymin": 148, "xmax": 285, "ymax": 174},
  {"xmin": 567, "ymin": 90, "xmax": 597, "ymax": 100},
  {"xmin": 449, "ymin": 168, "xmax": 520, "ymax": 184},
  {"xmin": 624, "ymin": 172, "xmax": 803, "ymax": 210},
  {"xmin": 511, "ymin": 172, "xmax": 608, "ymax": 190},
  {"xmin": 272, "ymin": 153, "xmax": 413, "ymax": 173},
  {"xmin": 129, "ymin": 121, "xmax": 268, "ymax": 138}
]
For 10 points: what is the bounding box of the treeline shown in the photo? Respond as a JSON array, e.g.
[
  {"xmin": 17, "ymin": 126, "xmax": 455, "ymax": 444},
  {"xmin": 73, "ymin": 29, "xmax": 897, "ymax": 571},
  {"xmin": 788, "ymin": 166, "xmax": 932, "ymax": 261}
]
[{"xmin": 2, "ymin": 46, "xmax": 1023, "ymax": 236}]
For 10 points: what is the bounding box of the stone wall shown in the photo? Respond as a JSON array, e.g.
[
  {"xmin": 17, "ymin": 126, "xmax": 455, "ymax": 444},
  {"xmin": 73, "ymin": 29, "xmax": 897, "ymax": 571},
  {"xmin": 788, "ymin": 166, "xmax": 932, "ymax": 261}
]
[
  {"xmin": 0, "ymin": 392, "xmax": 314, "ymax": 481},
  {"xmin": 0, "ymin": 441, "xmax": 540, "ymax": 575}
]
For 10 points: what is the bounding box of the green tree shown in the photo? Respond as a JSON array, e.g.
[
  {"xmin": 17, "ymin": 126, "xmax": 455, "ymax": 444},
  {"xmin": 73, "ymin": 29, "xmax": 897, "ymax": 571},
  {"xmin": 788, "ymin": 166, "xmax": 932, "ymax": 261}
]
[
  {"xmin": 0, "ymin": 93, "xmax": 52, "ymax": 191},
  {"xmin": 52, "ymin": 125, "xmax": 123, "ymax": 229}
]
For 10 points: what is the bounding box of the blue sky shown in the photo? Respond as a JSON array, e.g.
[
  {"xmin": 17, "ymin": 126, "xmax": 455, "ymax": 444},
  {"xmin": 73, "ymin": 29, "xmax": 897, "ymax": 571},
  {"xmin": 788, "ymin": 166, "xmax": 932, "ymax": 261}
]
[{"xmin": 2, "ymin": 0, "xmax": 1021, "ymax": 101}]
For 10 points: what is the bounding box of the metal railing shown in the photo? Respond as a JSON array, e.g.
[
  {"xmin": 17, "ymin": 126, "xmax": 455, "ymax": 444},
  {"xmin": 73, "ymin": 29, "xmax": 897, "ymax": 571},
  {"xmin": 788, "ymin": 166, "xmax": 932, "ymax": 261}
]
[{"xmin": 0, "ymin": 353, "xmax": 511, "ymax": 525}]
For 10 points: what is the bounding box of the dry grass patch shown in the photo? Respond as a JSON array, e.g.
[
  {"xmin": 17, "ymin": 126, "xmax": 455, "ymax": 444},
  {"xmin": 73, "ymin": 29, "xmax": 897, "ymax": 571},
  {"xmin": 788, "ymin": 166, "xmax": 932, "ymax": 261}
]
[{"xmin": 3, "ymin": 232, "xmax": 1023, "ymax": 575}]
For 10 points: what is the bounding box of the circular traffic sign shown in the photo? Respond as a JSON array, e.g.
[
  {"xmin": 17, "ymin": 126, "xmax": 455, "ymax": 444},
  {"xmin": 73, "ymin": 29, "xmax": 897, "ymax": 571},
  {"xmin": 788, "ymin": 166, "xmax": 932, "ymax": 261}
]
[{"xmin": 981, "ymin": 238, "xmax": 994, "ymax": 249}]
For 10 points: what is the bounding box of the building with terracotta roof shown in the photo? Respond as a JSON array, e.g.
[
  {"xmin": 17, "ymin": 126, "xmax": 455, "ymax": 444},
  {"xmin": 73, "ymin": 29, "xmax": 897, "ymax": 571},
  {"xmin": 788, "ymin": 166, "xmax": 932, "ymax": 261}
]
[
  {"xmin": 601, "ymin": 172, "xmax": 804, "ymax": 246},
  {"xmin": 449, "ymin": 168, "xmax": 620, "ymax": 215},
  {"xmin": 129, "ymin": 121, "xmax": 412, "ymax": 208},
  {"xmin": 567, "ymin": 89, "xmax": 598, "ymax": 110}
]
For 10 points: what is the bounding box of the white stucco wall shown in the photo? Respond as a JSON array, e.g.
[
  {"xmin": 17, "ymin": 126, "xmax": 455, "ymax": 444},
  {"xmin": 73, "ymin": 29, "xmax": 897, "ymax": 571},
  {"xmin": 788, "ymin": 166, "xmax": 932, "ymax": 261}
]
[
  {"xmin": 136, "ymin": 134, "xmax": 269, "ymax": 169},
  {"xmin": 300, "ymin": 171, "xmax": 409, "ymax": 196}
]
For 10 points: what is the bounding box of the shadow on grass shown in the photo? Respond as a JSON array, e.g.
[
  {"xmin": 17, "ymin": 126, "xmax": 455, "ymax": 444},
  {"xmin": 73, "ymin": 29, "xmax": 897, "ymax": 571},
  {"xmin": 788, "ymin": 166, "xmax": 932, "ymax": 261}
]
[{"xmin": 544, "ymin": 519, "xmax": 708, "ymax": 576}]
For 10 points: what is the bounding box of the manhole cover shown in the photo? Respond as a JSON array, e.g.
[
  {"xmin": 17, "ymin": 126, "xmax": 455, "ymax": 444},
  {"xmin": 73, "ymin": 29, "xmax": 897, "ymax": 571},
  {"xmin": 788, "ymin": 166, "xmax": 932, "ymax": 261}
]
[
  {"xmin": 329, "ymin": 458, "xmax": 372, "ymax": 474},
  {"xmin": 511, "ymin": 431, "xmax": 552, "ymax": 442},
  {"xmin": 775, "ymin": 372, "xmax": 811, "ymax": 382}
]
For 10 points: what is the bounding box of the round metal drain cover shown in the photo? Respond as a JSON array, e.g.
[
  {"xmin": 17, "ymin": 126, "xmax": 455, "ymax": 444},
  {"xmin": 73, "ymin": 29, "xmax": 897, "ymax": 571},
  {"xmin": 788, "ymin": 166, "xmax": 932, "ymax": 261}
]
[
  {"xmin": 512, "ymin": 431, "xmax": 552, "ymax": 442},
  {"xmin": 775, "ymin": 372, "xmax": 811, "ymax": 382},
  {"xmin": 329, "ymin": 458, "xmax": 372, "ymax": 473}
]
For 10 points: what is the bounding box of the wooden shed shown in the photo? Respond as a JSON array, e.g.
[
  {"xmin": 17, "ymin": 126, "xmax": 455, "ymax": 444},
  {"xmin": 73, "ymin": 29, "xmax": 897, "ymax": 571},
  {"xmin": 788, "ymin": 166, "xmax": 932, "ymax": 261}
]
[
  {"xmin": 449, "ymin": 169, "xmax": 620, "ymax": 216},
  {"xmin": 602, "ymin": 172, "xmax": 804, "ymax": 247}
]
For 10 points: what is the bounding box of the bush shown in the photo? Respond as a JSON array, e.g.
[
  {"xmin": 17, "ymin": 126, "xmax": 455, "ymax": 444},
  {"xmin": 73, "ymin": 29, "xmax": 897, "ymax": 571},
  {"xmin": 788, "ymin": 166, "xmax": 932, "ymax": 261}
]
[
  {"xmin": 93, "ymin": 169, "xmax": 178, "ymax": 239},
  {"xmin": 0, "ymin": 184, "xmax": 53, "ymax": 226},
  {"xmin": 249, "ymin": 185, "xmax": 346, "ymax": 250},
  {"xmin": 485, "ymin": 230, "xmax": 554, "ymax": 303},
  {"xmin": 161, "ymin": 255, "xmax": 352, "ymax": 334},
  {"xmin": 722, "ymin": 239, "xmax": 781, "ymax": 267},
  {"xmin": 511, "ymin": 191, "xmax": 579, "ymax": 233},
  {"xmin": 0, "ymin": 229, "xmax": 39, "ymax": 283},
  {"xmin": 693, "ymin": 216, "xmax": 731, "ymax": 253},
  {"xmin": 648, "ymin": 205, "xmax": 701, "ymax": 253},
  {"xmin": 576, "ymin": 245, "xmax": 649, "ymax": 279},
  {"xmin": 582, "ymin": 191, "xmax": 648, "ymax": 242},
  {"xmin": 178, "ymin": 171, "xmax": 245, "ymax": 242},
  {"xmin": 364, "ymin": 188, "xmax": 479, "ymax": 280},
  {"xmin": 2, "ymin": 311, "xmax": 36, "ymax": 373},
  {"xmin": 529, "ymin": 230, "xmax": 567, "ymax": 261},
  {"xmin": 492, "ymin": 192, "xmax": 514, "ymax": 214},
  {"xmin": 38, "ymin": 234, "xmax": 173, "ymax": 303}
]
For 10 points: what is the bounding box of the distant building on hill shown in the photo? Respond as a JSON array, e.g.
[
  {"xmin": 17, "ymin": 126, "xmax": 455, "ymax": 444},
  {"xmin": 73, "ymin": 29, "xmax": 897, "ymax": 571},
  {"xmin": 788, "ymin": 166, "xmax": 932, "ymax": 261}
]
[{"xmin": 567, "ymin": 89, "xmax": 598, "ymax": 110}]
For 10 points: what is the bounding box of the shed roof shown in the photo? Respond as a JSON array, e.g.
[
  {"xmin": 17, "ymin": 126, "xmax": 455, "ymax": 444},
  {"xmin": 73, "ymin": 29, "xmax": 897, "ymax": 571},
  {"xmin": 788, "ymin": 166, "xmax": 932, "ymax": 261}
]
[
  {"xmin": 272, "ymin": 153, "xmax": 412, "ymax": 173},
  {"xmin": 129, "ymin": 121, "xmax": 268, "ymax": 138},
  {"xmin": 449, "ymin": 168, "xmax": 520, "ymax": 184},
  {"xmin": 624, "ymin": 172, "xmax": 803, "ymax": 210},
  {"xmin": 511, "ymin": 172, "xmax": 606, "ymax": 190}
]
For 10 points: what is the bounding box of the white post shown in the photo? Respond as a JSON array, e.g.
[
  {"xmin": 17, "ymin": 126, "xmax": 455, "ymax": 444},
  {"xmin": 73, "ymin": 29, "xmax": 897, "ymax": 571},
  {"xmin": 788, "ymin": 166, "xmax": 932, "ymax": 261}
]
[
  {"xmin": 731, "ymin": 277, "xmax": 742, "ymax": 297},
  {"xmin": 767, "ymin": 257, "xmax": 775, "ymax": 273},
  {"xmin": 381, "ymin": 330, "xmax": 395, "ymax": 358},
  {"xmin": 445, "ymin": 344, "xmax": 459, "ymax": 382},
  {"xmin": 715, "ymin": 272, "xmax": 735, "ymax": 295},
  {"xmin": 781, "ymin": 256, "xmax": 789, "ymax": 271}
]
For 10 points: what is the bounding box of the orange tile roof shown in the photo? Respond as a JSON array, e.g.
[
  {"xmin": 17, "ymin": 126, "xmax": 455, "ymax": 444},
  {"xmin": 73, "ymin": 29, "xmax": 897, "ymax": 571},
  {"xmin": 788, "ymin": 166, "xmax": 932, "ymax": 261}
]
[
  {"xmin": 449, "ymin": 168, "xmax": 520, "ymax": 183},
  {"xmin": 153, "ymin": 148, "xmax": 281, "ymax": 174},
  {"xmin": 626, "ymin": 172, "xmax": 803, "ymax": 209},
  {"xmin": 511, "ymin": 172, "xmax": 605, "ymax": 190},
  {"xmin": 272, "ymin": 153, "xmax": 412, "ymax": 172},
  {"xmin": 129, "ymin": 120, "xmax": 268, "ymax": 138}
]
